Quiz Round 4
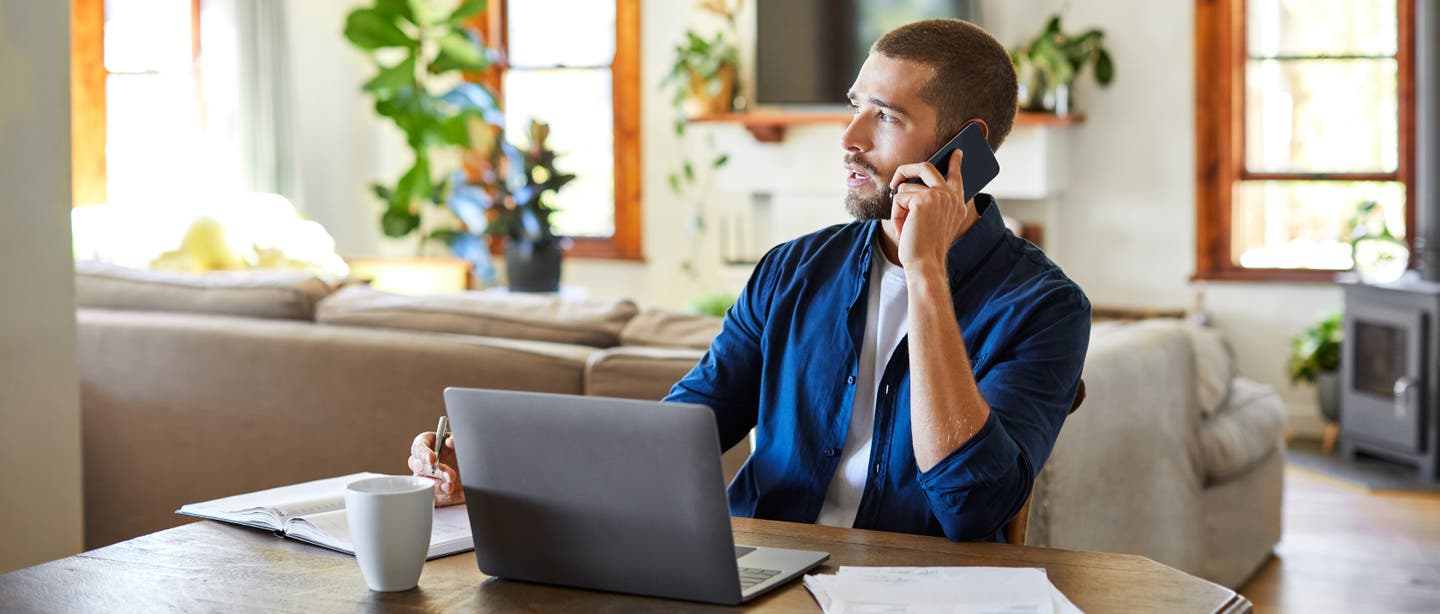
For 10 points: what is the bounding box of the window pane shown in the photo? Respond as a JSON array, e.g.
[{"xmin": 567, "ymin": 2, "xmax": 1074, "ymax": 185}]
[
  {"xmin": 106, "ymin": 74, "xmax": 205, "ymax": 202},
  {"xmin": 507, "ymin": 1, "xmax": 614, "ymax": 68},
  {"xmin": 104, "ymin": 0, "xmax": 193, "ymax": 73},
  {"xmin": 504, "ymin": 69, "xmax": 614, "ymax": 238},
  {"xmin": 1231, "ymin": 180, "xmax": 1405, "ymax": 269},
  {"xmin": 1247, "ymin": 0, "xmax": 1396, "ymax": 57},
  {"xmin": 1245, "ymin": 59, "xmax": 1398, "ymax": 173}
]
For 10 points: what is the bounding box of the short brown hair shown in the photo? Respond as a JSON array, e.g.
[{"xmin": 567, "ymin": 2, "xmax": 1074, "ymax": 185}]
[{"xmin": 872, "ymin": 19, "xmax": 1018, "ymax": 151}]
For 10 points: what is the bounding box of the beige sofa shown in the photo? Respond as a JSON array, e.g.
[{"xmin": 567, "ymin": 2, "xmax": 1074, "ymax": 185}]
[{"xmin": 74, "ymin": 262, "xmax": 1284, "ymax": 588}]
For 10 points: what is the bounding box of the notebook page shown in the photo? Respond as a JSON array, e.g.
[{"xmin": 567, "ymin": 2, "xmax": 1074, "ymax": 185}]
[
  {"xmin": 176, "ymin": 473, "xmax": 385, "ymax": 530},
  {"xmin": 285, "ymin": 504, "xmax": 475, "ymax": 560}
]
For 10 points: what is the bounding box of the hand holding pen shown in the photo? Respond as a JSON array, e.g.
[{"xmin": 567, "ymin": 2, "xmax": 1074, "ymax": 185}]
[{"xmin": 407, "ymin": 416, "xmax": 465, "ymax": 507}]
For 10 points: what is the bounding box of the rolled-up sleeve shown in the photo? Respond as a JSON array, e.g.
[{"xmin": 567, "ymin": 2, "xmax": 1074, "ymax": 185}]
[{"xmin": 917, "ymin": 289, "xmax": 1091, "ymax": 541}]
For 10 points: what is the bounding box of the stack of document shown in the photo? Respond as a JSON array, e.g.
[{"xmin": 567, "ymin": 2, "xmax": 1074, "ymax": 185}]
[{"xmin": 803, "ymin": 566, "xmax": 1082, "ymax": 613}]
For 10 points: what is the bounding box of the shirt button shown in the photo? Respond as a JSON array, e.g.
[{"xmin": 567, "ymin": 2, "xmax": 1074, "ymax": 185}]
[
  {"xmin": 847, "ymin": 375, "xmax": 856, "ymax": 385},
  {"xmin": 823, "ymin": 447, "xmax": 837, "ymax": 457},
  {"xmin": 873, "ymin": 462, "xmax": 883, "ymax": 474}
]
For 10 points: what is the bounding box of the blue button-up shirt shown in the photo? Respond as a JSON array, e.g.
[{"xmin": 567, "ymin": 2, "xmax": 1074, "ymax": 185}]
[{"xmin": 665, "ymin": 195, "xmax": 1091, "ymax": 543}]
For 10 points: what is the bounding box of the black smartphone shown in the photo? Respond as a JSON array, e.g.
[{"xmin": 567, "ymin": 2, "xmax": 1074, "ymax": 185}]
[{"xmin": 892, "ymin": 121, "xmax": 1000, "ymax": 205}]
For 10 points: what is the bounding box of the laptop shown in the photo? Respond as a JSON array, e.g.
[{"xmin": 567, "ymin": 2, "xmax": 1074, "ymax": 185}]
[{"xmin": 442, "ymin": 387, "xmax": 830, "ymax": 605}]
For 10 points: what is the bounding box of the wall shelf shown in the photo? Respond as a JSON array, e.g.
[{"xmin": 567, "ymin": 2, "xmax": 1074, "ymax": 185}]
[{"xmin": 689, "ymin": 110, "xmax": 1084, "ymax": 142}]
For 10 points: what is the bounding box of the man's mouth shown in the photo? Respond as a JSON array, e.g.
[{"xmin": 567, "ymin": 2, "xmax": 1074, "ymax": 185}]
[{"xmin": 846, "ymin": 165, "xmax": 875, "ymax": 189}]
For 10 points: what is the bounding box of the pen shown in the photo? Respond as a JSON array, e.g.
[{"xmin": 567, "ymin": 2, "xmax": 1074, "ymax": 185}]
[{"xmin": 431, "ymin": 415, "xmax": 448, "ymax": 476}]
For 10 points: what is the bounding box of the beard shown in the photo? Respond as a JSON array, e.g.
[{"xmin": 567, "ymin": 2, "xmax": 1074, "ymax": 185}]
[{"xmin": 844, "ymin": 154, "xmax": 892, "ymax": 221}]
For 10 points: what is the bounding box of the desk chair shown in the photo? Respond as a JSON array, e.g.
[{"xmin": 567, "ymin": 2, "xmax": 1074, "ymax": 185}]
[{"xmin": 1005, "ymin": 378, "xmax": 1085, "ymax": 545}]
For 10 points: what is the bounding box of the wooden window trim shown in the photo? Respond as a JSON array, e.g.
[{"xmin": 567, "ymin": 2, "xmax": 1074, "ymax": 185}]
[
  {"xmin": 1194, "ymin": 0, "xmax": 1415, "ymax": 283},
  {"xmin": 481, "ymin": 0, "xmax": 643, "ymax": 261}
]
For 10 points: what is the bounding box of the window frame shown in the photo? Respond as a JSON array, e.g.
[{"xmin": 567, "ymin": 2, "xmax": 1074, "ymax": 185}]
[
  {"xmin": 475, "ymin": 0, "xmax": 643, "ymax": 261},
  {"xmin": 1194, "ymin": 0, "xmax": 1415, "ymax": 282},
  {"xmin": 70, "ymin": 0, "xmax": 202, "ymax": 208}
]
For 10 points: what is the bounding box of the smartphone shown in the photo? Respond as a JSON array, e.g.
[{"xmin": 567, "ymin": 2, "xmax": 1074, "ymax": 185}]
[{"xmin": 892, "ymin": 121, "xmax": 1000, "ymax": 206}]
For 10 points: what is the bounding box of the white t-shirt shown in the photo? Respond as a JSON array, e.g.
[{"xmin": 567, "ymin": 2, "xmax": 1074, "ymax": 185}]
[{"xmin": 815, "ymin": 246, "xmax": 909, "ymax": 528}]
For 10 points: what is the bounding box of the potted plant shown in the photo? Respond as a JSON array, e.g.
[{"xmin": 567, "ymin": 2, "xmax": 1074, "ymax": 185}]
[
  {"xmin": 1010, "ymin": 15, "xmax": 1115, "ymax": 115},
  {"xmin": 1288, "ymin": 311, "xmax": 1343, "ymax": 424},
  {"xmin": 343, "ymin": 0, "xmax": 504, "ymax": 280},
  {"xmin": 467, "ymin": 119, "xmax": 574, "ymax": 292},
  {"xmin": 663, "ymin": 0, "xmax": 742, "ymax": 118},
  {"xmin": 1348, "ymin": 200, "xmax": 1410, "ymax": 284}
]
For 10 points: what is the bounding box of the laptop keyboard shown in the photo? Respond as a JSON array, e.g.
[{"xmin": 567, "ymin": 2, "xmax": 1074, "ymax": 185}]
[{"xmin": 738, "ymin": 567, "xmax": 782, "ymax": 590}]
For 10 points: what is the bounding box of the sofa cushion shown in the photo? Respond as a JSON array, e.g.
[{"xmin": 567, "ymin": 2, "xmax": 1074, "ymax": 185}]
[
  {"xmin": 584, "ymin": 346, "xmax": 706, "ymax": 400},
  {"xmin": 1188, "ymin": 325, "xmax": 1236, "ymax": 417},
  {"xmin": 74, "ymin": 260, "xmax": 332, "ymax": 320},
  {"xmin": 619, "ymin": 308, "xmax": 722, "ymax": 350},
  {"xmin": 317, "ymin": 285, "xmax": 639, "ymax": 348},
  {"xmin": 1199, "ymin": 377, "xmax": 1286, "ymax": 483}
]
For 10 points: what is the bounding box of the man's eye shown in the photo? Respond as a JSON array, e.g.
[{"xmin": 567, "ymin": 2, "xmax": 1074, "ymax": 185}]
[
  {"xmin": 879, "ymin": 112, "xmax": 895, "ymax": 123},
  {"xmin": 849, "ymin": 103, "xmax": 860, "ymax": 114}
]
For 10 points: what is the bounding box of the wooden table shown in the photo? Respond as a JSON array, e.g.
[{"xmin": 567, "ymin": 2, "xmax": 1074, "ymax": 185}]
[{"xmin": 0, "ymin": 518, "xmax": 1250, "ymax": 613}]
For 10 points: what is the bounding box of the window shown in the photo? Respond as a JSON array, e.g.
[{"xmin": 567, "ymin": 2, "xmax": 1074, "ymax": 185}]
[
  {"xmin": 71, "ymin": 0, "xmax": 204, "ymax": 207},
  {"xmin": 476, "ymin": 0, "xmax": 642, "ymax": 260},
  {"xmin": 1195, "ymin": 0, "xmax": 1414, "ymax": 281}
]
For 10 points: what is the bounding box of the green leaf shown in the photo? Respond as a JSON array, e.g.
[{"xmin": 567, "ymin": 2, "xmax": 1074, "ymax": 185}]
[
  {"xmin": 1094, "ymin": 49, "xmax": 1115, "ymax": 85},
  {"xmin": 343, "ymin": 8, "xmax": 413, "ymax": 50},
  {"xmin": 370, "ymin": 183, "xmax": 393, "ymax": 202},
  {"xmin": 667, "ymin": 172, "xmax": 680, "ymax": 195},
  {"xmin": 712, "ymin": 154, "xmax": 729, "ymax": 168},
  {"xmin": 395, "ymin": 157, "xmax": 432, "ymax": 204},
  {"xmin": 674, "ymin": 119, "xmax": 686, "ymax": 136},
  {"xmin": 449, "ymin": 0, "xmax": 486, "ymax": 22},
  {"xmin": 373, "ymin": 0, "xmax": 414, "ymax": 24},
  {"xmin": 431, "ymin": 31, "xmax": 487, "ymax": 73},
  {"xmin": 1042, "ymin": 15, "xmax": 1062, "ymax": 37},
  {"xmin": 362, "ymin": 55, "xmax": 416, "ymax": 94},
  {"xmin": 438, "ymin": 114, "xmax": 473, "ymax": 147},
  {"xmin": 429, "ymin": 228, "xmax": 465, "ymax": 245},
  {"xmin": 683, "ymin": 160, "xmax": 694, "ymax": 182},
  {"xmin": 381, "ymin": 207, "xmax": 421, "ymax": 237}
]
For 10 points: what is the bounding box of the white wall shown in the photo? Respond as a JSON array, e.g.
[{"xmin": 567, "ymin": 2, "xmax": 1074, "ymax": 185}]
[
  {"xmin": 0, "ymin": 0, "xmax": 85, "ymax": 572},
  {"xmin": 284, "ymin": 1, "xmax": 391, "ymax": 258},
  {"xmin": 286, "ymin": 1, "xmax": 1337, "ymax": 434}
]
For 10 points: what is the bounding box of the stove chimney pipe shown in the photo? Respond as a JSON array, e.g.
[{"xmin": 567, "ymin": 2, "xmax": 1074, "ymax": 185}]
[{"xmin": 1416, "ymin": 0, "xmax": 1440, "ymax": 280}]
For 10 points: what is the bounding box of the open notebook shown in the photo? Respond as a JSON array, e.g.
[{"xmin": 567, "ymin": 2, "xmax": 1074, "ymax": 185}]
[{"xmin": 177, "ymin": 472, "xmax": 474, "ymax": 560}]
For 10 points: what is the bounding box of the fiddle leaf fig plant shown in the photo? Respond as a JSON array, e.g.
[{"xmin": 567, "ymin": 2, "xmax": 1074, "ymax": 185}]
[{"xmin": 344, "ymin": 0, "xmax": 502, "ymax": 252}]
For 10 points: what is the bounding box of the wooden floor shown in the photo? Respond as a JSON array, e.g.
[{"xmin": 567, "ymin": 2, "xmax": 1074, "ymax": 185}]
[{"xmin": 1240, "ymin": 466, "xmax": 1440, "ymax": 613}]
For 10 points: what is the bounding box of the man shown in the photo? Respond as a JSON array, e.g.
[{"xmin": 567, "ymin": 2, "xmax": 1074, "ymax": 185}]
[{"xmin": 409, "ymin": 19, "xmax": 1089, "ymax": 543}]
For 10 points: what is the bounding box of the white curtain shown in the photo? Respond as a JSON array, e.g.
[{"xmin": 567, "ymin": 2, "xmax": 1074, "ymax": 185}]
[{"xmin": 201, "ymin": 0, "xmax": 301, "ymax": 202}]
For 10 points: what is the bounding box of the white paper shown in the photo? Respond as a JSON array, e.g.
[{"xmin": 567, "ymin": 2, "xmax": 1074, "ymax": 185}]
[{"xmin": 803, "ymin": 566, "xmax": 1082, "ymax": 614}]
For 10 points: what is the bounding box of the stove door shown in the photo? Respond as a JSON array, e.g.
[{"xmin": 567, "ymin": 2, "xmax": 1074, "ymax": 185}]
[{"xmin": 1341, "ymin": 301, "xmax": 1428, "ymax": 454}]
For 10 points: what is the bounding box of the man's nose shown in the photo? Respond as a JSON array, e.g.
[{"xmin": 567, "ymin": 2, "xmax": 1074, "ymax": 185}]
[{"xmin": 841, "ymin": 115, "xmax": 869, "ymax": 153}]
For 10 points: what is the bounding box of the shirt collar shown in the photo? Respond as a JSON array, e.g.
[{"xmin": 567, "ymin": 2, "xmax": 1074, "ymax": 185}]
[{"xmin": 853, "ymin": 193, "xmax": 1006, "ymax": 288}]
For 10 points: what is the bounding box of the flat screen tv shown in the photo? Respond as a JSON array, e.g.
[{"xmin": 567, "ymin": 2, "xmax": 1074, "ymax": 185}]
[{"xmin": 755, "ymin": 0, "xmax": 982, "ymax": 106}]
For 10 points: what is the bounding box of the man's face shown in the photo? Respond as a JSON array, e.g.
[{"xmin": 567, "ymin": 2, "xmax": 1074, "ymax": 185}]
[{"xmin": 843, "ymin": 53, "xmax": 942, "ymax": 221}]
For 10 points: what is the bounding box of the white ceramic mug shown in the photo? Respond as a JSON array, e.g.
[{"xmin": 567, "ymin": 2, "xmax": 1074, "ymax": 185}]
[{"xmin": 345, "ymin": 475, "xmax": 435, "ymax": 592}]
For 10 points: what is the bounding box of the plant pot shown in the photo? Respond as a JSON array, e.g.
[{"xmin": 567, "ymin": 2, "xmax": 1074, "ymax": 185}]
[
  {"xmin": 1021, "ymin": 71, "xmax": 1075, "ymax": 116},
  {"xmin": 1316, "ymin": 369, "xmax": 1340, "ymax": 423},
  {"xmin": 683, "ymin": 63, "xmax": 736, "ymax": 117},
  {"xmin": 504, "ymin": 241, "xmax": 562, "ymax": 293}
]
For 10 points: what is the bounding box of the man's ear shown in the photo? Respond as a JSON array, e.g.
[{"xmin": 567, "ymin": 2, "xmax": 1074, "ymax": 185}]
[{"xmin": 965, "ymin": 119, "xmax": 990, "ymax": 140}]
